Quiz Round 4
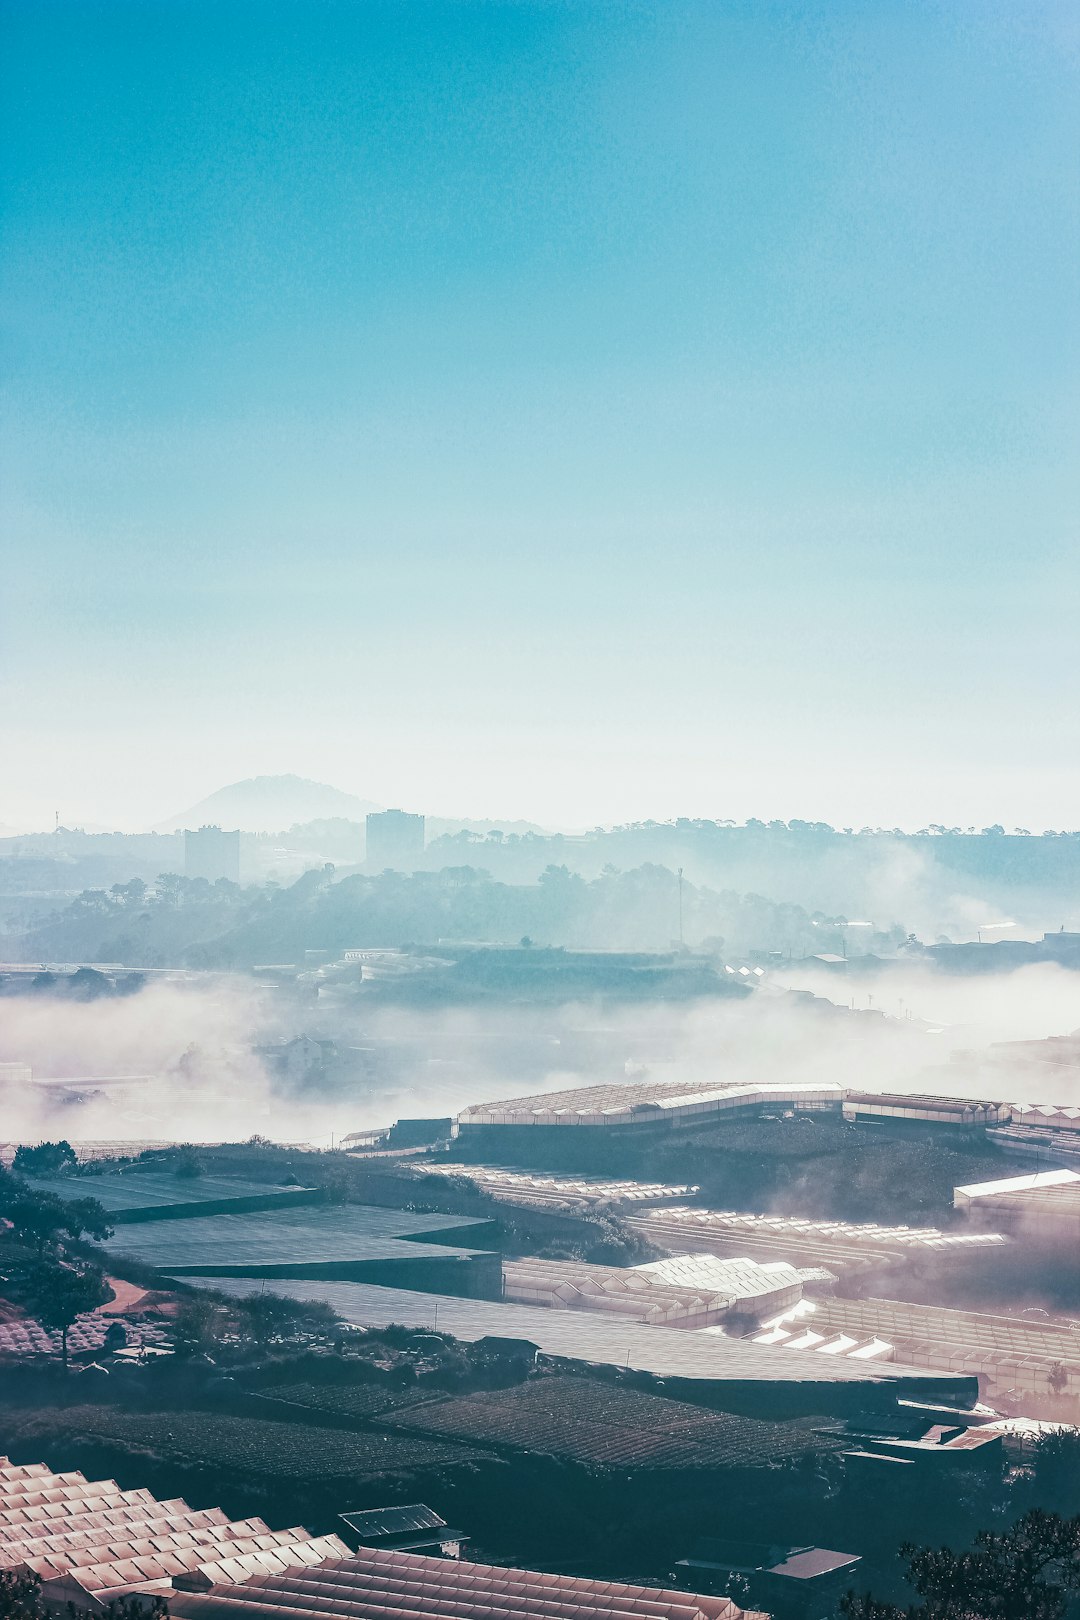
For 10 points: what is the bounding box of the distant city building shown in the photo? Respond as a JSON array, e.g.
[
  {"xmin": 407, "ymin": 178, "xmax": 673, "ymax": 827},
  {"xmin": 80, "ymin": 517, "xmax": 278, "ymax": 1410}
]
[
  {"xmin": 365, "ymin": 808, "xmax": 425, "ymax": 871},
  {"xmin": 184, "ymin": 824, "xmax": 240, "ymax": 883}
]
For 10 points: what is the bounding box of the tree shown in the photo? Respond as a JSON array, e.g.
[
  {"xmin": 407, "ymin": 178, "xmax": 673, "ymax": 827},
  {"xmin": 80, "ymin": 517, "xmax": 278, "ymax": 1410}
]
[
  {"xmin": 841, "ymin": 1509, "xmax": 1080, "ymax": 1620},
  {"xmin": 0, "ymin": 1567, "xmax": 166, "ymax": 1620},
  {"xmin": 2, "ymin": 1186, "xmax": 113, "ymax": 1259},
  {"xmin": 12, "ymin": 1141, "xmax": 77, "ymax": 1178},
  {"xmin": 1048, "ymin": 1361, "xmax": 1069, "ymax": 1398},
  {"xmin": 0, "ymin": 1569, "xmax": 50, "ymax": 1620},
  {"xmin": 4, "ymin": 1190, "xmax": 69, "ymax": 1260},
  {"xmin": 1030, "ymin": 1430, "xmax": 1080, "ymax": 1516},
  {"xmin": 236, "ymin": 1290, "xmax": 339, "ymax": 1347},
  {"xmin": 0, "ymin": 1177, "xmax": 111, "ymax": 1259},
  {"xmin": 31, "ymin": 1263, "xmax": 111, "ymax": 1370},
  {"xmin": 174, "ymin": 1144, "xmax": 204, "ymax": 1179},
  {"xmin": 174, "ymin": 1292, "xmax": 234, "ymax": 1351},
  {"xmin": 60, "ymin": 1195, "xmax": 114, "ymax": 1247}
]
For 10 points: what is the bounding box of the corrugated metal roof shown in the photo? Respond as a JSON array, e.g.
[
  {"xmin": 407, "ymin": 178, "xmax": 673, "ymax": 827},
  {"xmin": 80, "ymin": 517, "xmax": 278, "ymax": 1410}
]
[
  {"xmin": 768, "ymin": 1547, "xmax": 860, "ymax": 1579},
  {"xmin": 955, "ymin": 1169, "xmax": 1080, "ymax": 1199},
  {"xmin": 105, "ymin": 1203, "xmax": 489, "ymax": 1275},
  {"xmin": 22, "ymin": 1172, "xmax": 318, "ymax": 1215},
  {"xmin": 168, "ymin": 1547, "xmax": 765, "ymax": 1620},
  {"xmin": 186, "ymin": 1275, "xmax": 977, "ymax": 1394},
  {"xmin": 339, "ymin": 1505, "xmax": 447, "ymax": 1539}
]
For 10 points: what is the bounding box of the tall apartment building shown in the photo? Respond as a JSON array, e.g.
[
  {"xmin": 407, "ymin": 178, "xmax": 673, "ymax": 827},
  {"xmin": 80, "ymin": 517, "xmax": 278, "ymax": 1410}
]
[
  {"xmin": 184, "ymin": 824, "xmax": 241, "ymax": 883},
  {"xmin": 366, "ymin": 809, "xmax": 425, "ymax": 872}
]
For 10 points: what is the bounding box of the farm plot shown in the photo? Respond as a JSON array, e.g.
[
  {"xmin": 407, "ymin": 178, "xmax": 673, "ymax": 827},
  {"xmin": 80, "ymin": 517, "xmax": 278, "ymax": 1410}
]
[
  {"xmin": 377, "ymin": 1375, "xmax": 844, "ymax": 1471},
  {"xmin": 5, "ymin": 1405, "xmax": 484, "ymax": 1482},
  {"xmin": 263, "ymin": 1382, "xmax": 441, "ymax": 1422}
]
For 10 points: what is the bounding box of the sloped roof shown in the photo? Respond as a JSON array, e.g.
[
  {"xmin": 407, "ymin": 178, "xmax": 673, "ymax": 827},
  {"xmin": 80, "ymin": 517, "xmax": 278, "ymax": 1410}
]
[
  {"xmin": 0, "ymin": 1459, "xmax": 348, "ymax": 1599},
  {"xmin": 339, "ymin": 1505, "xmax": 447, "ymax": 1539},
  {"xmin": 168, "ymin": 1546, "xmax": 764, "ymax": 1620}
]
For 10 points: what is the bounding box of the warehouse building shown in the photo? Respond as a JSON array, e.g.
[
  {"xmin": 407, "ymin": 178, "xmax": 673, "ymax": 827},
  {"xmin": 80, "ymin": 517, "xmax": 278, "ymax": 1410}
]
[
  {"xmin": 457, "ymin": 1079, "xmax": 844, "ymax": 1139},
  {"xmin": 842, "ymin": 1093, "xmax": 1010, "ymax": 1133}
]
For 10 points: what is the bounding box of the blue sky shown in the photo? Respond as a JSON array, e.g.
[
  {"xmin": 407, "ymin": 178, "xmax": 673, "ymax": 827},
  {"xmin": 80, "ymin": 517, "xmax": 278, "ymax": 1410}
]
[{"xmin": 2, "ymin": 0, "xmax": 1077, "ymax": 831}]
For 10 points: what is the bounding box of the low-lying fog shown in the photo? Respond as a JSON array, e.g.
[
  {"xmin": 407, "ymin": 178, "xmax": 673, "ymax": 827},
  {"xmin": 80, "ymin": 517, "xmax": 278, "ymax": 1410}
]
[{"xmin": 1, "ymin": 963, "xmax": 1077, "ymax": 1150}]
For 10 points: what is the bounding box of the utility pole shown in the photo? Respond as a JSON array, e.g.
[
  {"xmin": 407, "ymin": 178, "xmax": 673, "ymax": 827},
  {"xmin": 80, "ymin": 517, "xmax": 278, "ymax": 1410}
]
[{"xmin": 677, "ymin": 868, "xmax": 684, "ymax": 950}]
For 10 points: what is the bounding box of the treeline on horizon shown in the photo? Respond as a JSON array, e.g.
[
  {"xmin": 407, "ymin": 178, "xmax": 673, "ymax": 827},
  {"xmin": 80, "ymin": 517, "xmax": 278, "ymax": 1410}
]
[
  {"xmin": 7, "ymin": 863, "xmax": 906, "ymax": 971},
  {"xmin": 3, "ymin": 819, "xmax": 1079, "ymax": 949}
]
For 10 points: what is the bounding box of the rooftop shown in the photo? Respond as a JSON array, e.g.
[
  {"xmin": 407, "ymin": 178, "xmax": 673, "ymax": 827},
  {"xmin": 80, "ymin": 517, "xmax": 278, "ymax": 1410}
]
[
  {"xmin": 187, "ymin": 1275, "xmax": 978, "ymax": 1397},
  {"xmin": 629, "ymin": 1207, "xmax": 1008, "ymax": 1273},
  {"xmin": 412, "ymin": 1163, "xmax": 698, "ymax": 1208},
  {"xmin": 460, "ymin": 1081, "xmax": 844, "ymax": 1128},
  {"xmin": 19, "ymin": 1171, "xmax": 319, "ymax": 1221},
  {"xmin": 954, "ymin": 1168, "xmax": 1080, "ymax": 1200},
  {"xmin": 105, "ymin": 1204, "xmax": 491, "ymax": 1276},
  {"xmin": 338, "ymin": 1505, "xmax": 447, "ymax": 1539},
  {"xmin": 168, "ymin": 1546, "xmax": 763, "ymax": 1620},
  {"xmin": 0, "ymin": 1459, "xmax": 349, "ymax": 1603}
]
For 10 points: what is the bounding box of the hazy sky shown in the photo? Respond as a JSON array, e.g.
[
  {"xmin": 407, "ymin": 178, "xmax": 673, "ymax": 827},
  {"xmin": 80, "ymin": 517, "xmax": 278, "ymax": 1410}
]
[{"xmin": 2, "ymin": 0, "xmax": 1078, "ymax": 833}]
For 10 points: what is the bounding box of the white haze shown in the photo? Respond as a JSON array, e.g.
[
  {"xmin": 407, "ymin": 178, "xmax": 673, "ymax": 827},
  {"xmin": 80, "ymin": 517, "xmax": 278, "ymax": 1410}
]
[{"xmin": 1, "ymin": 965, "xmax": 1078, "ymax": 1152}]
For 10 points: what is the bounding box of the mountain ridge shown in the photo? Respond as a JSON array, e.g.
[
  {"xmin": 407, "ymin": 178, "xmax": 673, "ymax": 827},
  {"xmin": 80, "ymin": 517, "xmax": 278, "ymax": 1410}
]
[{"xmin": 153, "ymin": 775, "xmax": 385, "ymax": 834}]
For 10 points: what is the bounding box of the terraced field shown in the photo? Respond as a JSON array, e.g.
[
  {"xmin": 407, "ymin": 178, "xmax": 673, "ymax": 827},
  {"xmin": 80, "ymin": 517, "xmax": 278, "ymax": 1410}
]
[{"xmin": 377, "ymin": 1375, "xmax": 844, "ymax": 1471}]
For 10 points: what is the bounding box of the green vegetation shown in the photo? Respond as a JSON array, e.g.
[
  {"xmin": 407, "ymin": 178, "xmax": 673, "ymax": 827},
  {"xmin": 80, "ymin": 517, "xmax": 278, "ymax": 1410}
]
[
  {"xmin": 28, "ymin": 1264, "xmax": 111, "ymax": 1370},
  {"xmin": 1027, "ymin": 1430, "xmax": 1080, "ymax": 1517},
  {"xmin": 374, "ymin": 1374, "xmax": 844, "ymax": 1472},
  {"xmin": 453, "ymin": 1114, "xmax": 1014, "ymax": 1227},
  {"xmin": 841, "ymin": 1509, "xmax": 1080, "ymax": 1620},
  {"xmin": 0, "ymin": 1403, "xmax": 481, "ymax": 1483},
  {"xmin": 6, "ymin": 821, "xmax": 1080, "ymax": 961},
  {"xmin": 266, "ymin": 1381, "xmax": 440, "ymax": 1421},
  {"xmin": 171, "ymin": 1288, "xmax": 341, "ymax": 1353},
  {"xmin": 12, "ymin": 1141, "xmax": 78, "ymax": 1178},
  {"xmin": 0, "ymin": 1568, "xmax": 165, "ymax": 1620},
  {"xmin": 0, "ymin": 1167, "xmax": 116, "ymax": 1368},
  {"xmin": 12, "ymin": 861, "xmax": 894, "ymax": 970},
  {"xmin": 0, "ymin": 1170, "xmax": 113, "ymax": 1259}
]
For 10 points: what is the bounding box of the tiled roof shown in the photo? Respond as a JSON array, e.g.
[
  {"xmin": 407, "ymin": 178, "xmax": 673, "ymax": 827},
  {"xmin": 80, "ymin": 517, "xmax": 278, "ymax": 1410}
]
[
  {"xmin": 0, "ymin": 1460, "xmax": 348, "ymax": 1601},
  {"xmin": 168, "ymin": 1546, "xmax": 764, "ymax": 1620}
]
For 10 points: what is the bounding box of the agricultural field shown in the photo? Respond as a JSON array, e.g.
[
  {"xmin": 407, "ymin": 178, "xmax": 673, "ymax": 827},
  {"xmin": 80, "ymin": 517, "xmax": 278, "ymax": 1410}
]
[
  {"xmin": 377, "ymin": 1374, "xmax": 846, "ymax": 1471},
  {"xmin": 263, "ymin": 1381, "xmax": 443, "ymax": 1422},
  {"xmin": 0, "ymin": 1403, "xmax": 485, "ymax": 1483}
]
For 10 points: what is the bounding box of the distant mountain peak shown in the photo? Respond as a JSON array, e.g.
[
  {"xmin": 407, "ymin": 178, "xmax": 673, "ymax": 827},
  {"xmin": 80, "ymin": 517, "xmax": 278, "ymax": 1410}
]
[{"xmin": 153, "ymin": 775, "xmax": 384, "ymax": 835}]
